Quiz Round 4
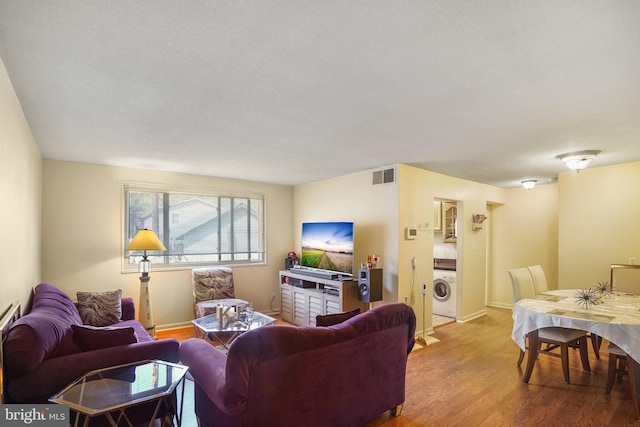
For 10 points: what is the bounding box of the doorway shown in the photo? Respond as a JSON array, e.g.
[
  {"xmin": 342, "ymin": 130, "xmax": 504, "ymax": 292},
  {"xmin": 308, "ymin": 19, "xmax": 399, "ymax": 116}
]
[{"xmin": 433, "ymin": 198, "xmax": 458, "ymax": 327}]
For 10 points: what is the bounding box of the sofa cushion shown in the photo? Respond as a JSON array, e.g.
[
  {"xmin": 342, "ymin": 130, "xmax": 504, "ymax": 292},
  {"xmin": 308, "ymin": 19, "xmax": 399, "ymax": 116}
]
[
  {"xmin": 114, "ymin": 319, "xmax": 154, "ymax": 343},
  {"xmin": 77, "ymin": 289, "xmax": 123, "ymax": 326},
  {"xmin": 71, "ymin": 324, "xmax": 138, "ymax": 351},
  {"xmin": 316, "ymin": 308, "xmax": 361, "ymax": 327},
  {"xmin": 5, "ymin": 283, "xmax": 83, "ymax": 376}
]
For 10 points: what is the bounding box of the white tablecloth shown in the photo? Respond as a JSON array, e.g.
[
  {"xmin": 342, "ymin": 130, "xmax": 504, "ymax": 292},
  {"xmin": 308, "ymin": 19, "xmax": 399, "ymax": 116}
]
[{"xmin": 512, "ymin": 289, "xmax": 640, "ymax": 363}]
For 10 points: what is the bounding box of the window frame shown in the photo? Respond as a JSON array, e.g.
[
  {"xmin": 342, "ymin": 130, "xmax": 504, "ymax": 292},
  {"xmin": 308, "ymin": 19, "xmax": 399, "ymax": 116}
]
[{"xmin": 122, "ymin": 182, "xmax": 266, "ymax": 273}]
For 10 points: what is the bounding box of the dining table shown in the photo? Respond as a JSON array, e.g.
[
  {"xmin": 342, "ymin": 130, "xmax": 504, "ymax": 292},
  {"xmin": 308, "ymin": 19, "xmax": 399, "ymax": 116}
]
[{"xmin": 512, "ymin": 289, "xmax": 640, "ymax": 419}]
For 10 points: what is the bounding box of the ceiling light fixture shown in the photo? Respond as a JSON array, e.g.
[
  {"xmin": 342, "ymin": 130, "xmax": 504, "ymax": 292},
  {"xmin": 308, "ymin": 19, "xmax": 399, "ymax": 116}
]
[
  {"xmin": 556, "ymin": 150, "xmax": 601, "ymax": 171},
  {"xmin": 521, "ymin": 180, "xmax": 537, "ymax": 190}
]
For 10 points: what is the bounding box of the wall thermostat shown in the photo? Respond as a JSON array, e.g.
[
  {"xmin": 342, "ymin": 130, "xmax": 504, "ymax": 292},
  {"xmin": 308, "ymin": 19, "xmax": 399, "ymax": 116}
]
[{"xmin": 405, "ymin": 227, "xmax": 418, "ymax": 240}]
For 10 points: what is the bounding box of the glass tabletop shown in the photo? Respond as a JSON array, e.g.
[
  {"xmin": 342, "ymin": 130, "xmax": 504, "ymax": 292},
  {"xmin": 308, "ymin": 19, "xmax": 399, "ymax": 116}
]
[
  {"xmin": 192, "ymin": 310, "xmax": 276, "ymax": 333},
  {"xmin": 49, "ymin": 360, "xmax": 188, "ymax": 416}
]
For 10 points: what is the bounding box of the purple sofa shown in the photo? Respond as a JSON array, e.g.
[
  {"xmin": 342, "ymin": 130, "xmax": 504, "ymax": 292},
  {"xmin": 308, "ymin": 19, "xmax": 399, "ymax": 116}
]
[
  {"xmin": 3, "ymin": 283, "xmax": 179, "ymax": 404},
  {"xmin": 179, "ymin": 302, "xmax": 416, "ymax": 427}
]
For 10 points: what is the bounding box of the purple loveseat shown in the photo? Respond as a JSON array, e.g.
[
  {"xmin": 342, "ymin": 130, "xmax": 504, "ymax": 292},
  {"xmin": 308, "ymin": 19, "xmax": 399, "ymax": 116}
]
[
  {"xmin": 179, "ymin": 302, "xmax": 416, "ymax": 427},
  {"xmin": 3, "ymin": 283, "xmax": 179, "ymax": 404}
]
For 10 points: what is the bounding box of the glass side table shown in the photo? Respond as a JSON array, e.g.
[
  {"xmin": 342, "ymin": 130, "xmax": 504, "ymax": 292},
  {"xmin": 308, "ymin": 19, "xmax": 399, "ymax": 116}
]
[
  {"xmin": 50, "ymin": 359, "xmax": 188, "ymax": 427},
  {"xmin": 192, "ymin": 310, "xmax": 276, "ymax": 349}
]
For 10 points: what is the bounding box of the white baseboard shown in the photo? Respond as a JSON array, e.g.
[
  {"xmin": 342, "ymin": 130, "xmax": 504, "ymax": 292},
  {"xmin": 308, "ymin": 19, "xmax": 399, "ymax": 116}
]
[
  {"xmin": 459, "ymin": 308, "xmax": 487, "ymax": 323},
  {"xmin": 487, "ymin": 301, "xmax": 513, "ymax": 310}
]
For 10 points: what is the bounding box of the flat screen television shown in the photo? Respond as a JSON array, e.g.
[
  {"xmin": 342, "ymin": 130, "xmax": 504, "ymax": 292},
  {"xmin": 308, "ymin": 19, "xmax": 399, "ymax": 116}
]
[{"xmin": 300, "ymin": 221, "xmax": 354, "ymax": 276}]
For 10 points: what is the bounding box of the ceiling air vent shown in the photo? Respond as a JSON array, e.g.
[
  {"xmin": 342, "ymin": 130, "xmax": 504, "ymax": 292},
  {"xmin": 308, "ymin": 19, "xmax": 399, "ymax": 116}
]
[{"xmin": 372, "ymin": 168, "xmax": 396, "ymax": 186}]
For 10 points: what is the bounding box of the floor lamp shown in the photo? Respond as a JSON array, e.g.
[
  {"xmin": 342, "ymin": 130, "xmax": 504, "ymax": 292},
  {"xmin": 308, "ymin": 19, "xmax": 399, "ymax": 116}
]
[{"xmin": 126, "ymin": 229, "xmax": 166, "ymax": 338}]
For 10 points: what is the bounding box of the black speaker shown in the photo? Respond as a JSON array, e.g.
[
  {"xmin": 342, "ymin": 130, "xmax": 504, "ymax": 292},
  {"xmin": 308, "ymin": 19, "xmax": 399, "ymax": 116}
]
[{"xmin": 358, "ymin": 268, "xmax": 383, "ymax": 302}]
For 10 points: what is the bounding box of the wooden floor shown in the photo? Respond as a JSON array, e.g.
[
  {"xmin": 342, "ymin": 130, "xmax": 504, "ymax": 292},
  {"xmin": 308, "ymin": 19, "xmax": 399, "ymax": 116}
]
[{"xmin": 158, "ymin": 307, "xmax": 639, "ymax": 426}]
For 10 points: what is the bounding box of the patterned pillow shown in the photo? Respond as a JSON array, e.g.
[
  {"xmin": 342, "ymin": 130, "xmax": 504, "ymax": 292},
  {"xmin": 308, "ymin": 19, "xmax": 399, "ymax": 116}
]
[{"xmin": 76, "ymin": 290, "xmax": 123, "ymax": 326}]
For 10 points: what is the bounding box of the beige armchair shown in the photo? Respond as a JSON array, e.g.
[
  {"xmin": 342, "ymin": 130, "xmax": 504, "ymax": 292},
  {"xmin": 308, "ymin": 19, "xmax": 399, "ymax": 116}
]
[
  {"xmin": 192, "ymin": 267, "xmax": 246, "ymax": 342},
  {"xmin": 192, "ymin": 267, "xmax": 237, "ymax": 318}
]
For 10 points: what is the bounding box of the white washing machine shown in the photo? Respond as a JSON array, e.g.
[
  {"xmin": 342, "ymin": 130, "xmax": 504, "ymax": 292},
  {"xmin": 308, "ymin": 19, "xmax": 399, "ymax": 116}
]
[{"xmin": 433, "ymin": 268, "xmax": 457, "ymax": 318}]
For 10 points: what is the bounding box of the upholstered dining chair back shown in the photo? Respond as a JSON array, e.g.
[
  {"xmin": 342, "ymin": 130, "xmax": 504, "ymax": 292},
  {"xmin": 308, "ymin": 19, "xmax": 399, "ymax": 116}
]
[
  {"xmin": 610, "ymin": 264, "xmax": 640, "ymax": 294},
  {"xmin": 530, "ymin": 264, "xmax": 600, "ymax": 358},
  {"xmin": 508, "ymin": 268, "xmax": 536, "ymax": 304},
  {"xmin": 527, "ymin": 265, "xmax": 548, "ymax": 294},
  {"xmin": 508, "ymin": 266, "xmax": 591, "ymax": 384},
  {"xmin": 192, "ymin": 267, "xmax": 236, "ymax": 314}
]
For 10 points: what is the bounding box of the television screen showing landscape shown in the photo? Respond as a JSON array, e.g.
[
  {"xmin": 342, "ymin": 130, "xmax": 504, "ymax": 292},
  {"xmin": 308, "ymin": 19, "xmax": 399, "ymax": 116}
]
[{"xmin": 301, "ymin": 222, "xmax": 354, "ymax": 275}]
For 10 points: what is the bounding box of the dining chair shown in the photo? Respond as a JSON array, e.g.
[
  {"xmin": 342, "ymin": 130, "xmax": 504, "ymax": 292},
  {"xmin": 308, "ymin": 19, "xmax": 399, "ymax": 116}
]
[
  {"xmin": 508, "ymin": 268, "xmax": 591, "ymax": 383},
  {"xmin": 509, "ymin": 268, "xmax": 536, "ymax": 302},
  {"xmin": 508, "ymin": 267, "xmax": 541, "ymax": 366},
  {"xmin": 527, "ymin": 264, "xmax": 600, "ymax": 358},
  {"xmin": 610, "ymin": 264, "xmax": 640, "ymax": 294},
  {"xmin": 605, "ymin": 342, "xmax": 629, "ymax": 396},
  {"xmin": 527, "ymin": 265, "xmax": 548, "ymax": 294}
]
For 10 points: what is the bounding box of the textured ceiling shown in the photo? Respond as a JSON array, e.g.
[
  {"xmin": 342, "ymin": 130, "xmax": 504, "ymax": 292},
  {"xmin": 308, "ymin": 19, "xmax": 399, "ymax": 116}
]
[{"xmin": 1, "ymin": 1, "xmax": 640, "ymax": 187}]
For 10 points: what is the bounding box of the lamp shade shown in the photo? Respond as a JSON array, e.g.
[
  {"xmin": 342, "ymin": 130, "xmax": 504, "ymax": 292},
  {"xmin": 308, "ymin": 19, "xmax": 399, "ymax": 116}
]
[
  {"xmin": 126, "ymin": 229, "xmax": 166, "ymax": 251},
  {"xmin": 521, "ymin": 180, "xmax": 537, "ymax": 190}
]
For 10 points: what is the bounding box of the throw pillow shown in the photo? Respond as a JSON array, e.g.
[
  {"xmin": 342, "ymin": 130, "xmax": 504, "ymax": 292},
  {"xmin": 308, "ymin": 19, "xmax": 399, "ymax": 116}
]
[
  {"xmin": 316, "ymin": 308, "xmax": 361, "ymax": 327},
  {"xmin": 71, "ymin": 324, "xmax": 138, "ymax": 351},
  {"xmin": 76, "ymin": 289, "xmax": 123, "ymax": 327}
]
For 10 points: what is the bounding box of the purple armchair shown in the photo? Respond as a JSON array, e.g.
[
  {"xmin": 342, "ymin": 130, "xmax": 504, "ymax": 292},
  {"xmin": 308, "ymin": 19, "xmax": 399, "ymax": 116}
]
[{"xmin": 179, "ymin": 303, "xmax": 416, "ymax": 427}]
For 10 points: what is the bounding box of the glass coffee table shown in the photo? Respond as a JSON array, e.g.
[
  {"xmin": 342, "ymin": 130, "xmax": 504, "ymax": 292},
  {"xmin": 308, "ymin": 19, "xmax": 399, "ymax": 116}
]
[
  {"xmin": 50, "ymin": 359, "xmax": 188, "ymax": 427},
  {"xmin": 192, "ymin": 310, "xmax": 276, "ymax": 349}
]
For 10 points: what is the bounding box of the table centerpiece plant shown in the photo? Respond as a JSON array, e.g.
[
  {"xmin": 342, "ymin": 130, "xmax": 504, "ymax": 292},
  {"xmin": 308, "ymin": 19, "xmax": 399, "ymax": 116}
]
[
  {"xmin": 574, "ymin": 288, "xmax": 603, "ymax": 310},
  {"xmin": 594, "ymin": 280, "xmax": 613, "ymax": 298}
]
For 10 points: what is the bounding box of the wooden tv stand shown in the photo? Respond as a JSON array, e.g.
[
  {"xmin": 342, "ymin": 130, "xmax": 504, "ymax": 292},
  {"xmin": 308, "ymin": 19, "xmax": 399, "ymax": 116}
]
[{"xmin": 279, "ymin": 270, "xmax": 366, "ymax": 326}]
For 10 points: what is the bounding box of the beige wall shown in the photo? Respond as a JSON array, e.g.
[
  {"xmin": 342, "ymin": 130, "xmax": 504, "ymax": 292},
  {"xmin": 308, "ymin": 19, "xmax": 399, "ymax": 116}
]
[
  {"xmin": 488, "ymin": 183, "xmax": 559, "ymax": 308},
  {"xmin": 293, "ymin": 168, "xmax": 399, "ymax": 301},
  {"xmin": 294, "ymin": 164, "xmax": 506, "ymax": 337},
  {"xmin": 398, "ymin": 165, "xmax": 505, "ymax": 330},
  {"xmin": 558, "ymin": 162, "xmax": 640, "ymax": 289},
  {"xmin": 489, "ymin": 163, "xmax": 640, "ymax": 306},
  {"xmin": 0, "ymin": 59, "xmax": 42, "ymax": 312},
  {"xmin": 41, "ymin": 160, "xmax": 293, "ymax": 328},
  {"xmin": 397, "ymin": 165, "xmax": 435, "ymax": 315}
]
